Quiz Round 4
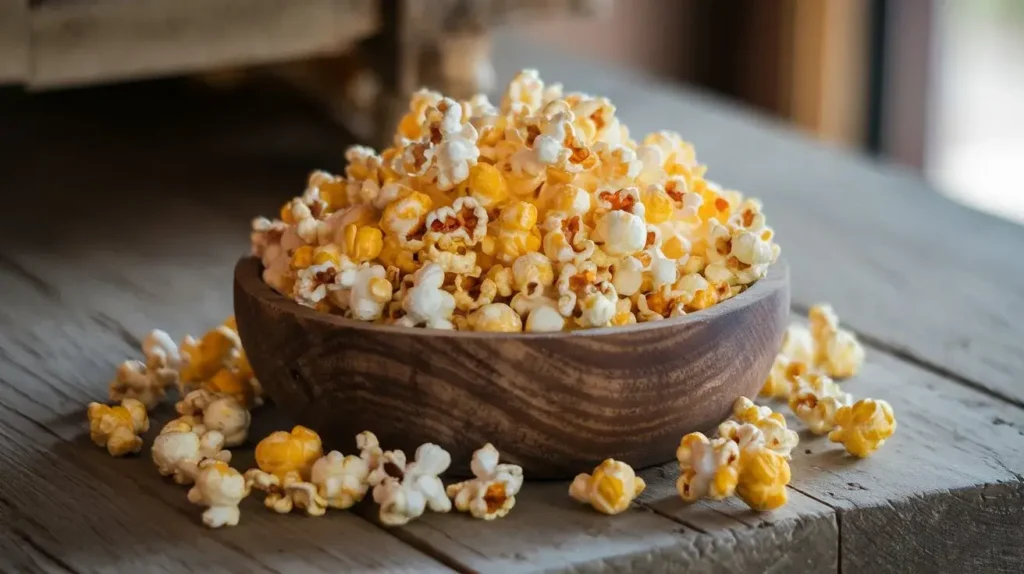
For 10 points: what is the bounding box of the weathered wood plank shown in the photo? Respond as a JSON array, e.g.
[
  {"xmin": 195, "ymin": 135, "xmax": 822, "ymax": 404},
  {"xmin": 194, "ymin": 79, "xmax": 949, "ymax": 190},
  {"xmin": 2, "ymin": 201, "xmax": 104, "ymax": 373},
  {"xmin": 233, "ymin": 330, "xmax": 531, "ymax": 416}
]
[
  {"xmin": 0, "ymin": 496, "xmax": 76, "ymax": 574},
  {"xmin": 28, "ymin": 0, "xmax": 377, "ymax": 89},
  {"xmin": 489, "ymin": 31, "xmax": 1024, "ymax": 407},
  {"xmin": 0, "ymin": 0, "xmax": 28, "ymax": 82},
  {"xmin": 782, "ymin": 342, "xmax": 1024, "ymax": 573}
]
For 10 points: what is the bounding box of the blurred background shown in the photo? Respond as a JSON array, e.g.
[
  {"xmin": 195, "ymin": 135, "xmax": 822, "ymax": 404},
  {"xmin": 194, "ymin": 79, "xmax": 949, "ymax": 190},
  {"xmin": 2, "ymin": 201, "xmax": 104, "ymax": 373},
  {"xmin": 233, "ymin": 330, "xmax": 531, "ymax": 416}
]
[{"xmin": 2, "ymin": 0, "xmax": 1022, "ymax": 224}]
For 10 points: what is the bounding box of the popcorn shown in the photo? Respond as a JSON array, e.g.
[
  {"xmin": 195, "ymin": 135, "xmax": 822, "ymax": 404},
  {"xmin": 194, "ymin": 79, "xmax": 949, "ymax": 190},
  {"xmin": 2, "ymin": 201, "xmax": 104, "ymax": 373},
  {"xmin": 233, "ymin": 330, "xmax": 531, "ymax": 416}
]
[
  {"xmin": 176, "ymin": 389, "xmax": 251, "ymax": 447},
  {"xmin": 188, "ymin": 460, "xmax": 250, "ymax": 528},
  {"xmin": 87, "ymin": 399, "xmax": 149, "ymax": 457},
  {"xmin": 569, "ymin": 459, "xmax": 646, "ymax": 515},
  {"xmin": 780, "ymin": 324, "xmax": 815, "ymax": 365},
  {"xmin": 675, "ymin": 432, "xmax": 740, "ymax": 502},
  {"xmin": 735, "ymin": 446, "xmax": 791, "ymax": 511},
  {"xmin": 396, "ymin": 263, "xmax": 457, "ymax": 329},
  {"xmin": 760, "ymin": 353, "xmax": 809, "ymax": 398},
  {"xmin": 179, "ymin": 318, "xmax": 241, "ymax": 391},
  {"xmin": 467, "ymin": 303, "xmax": 523, "ymax": 333},
  {"xmin": 152, "ymin": 417, "xmax": 231, "ymax": 485},
  {"xmin": 828, "ymin": 398, "xmax": 896, "ymax": 457},
  {"xmin": 246, "ymin": 426, "xmax": 325, "ymax": 514},
  {"xmin": 789, "ymin": 373, "xmax": 853, "ymax": 434},
  {"xmin": 109, "ymin": 359, "xmax": 175, "ymax": 410},
  {"xmin": 369, "ymin": 443, "xmax": 453, "ymax": 526},
  {"xmin": 250, "ymin": 69, "xmax": 783, "ymax": 331},
  {"xmin": 728, "ymin": 397, "xmax": 799, "ymax": 459},
  {"xmin": 447, "ymin": 443, "xmax": 524, "ymax": 520},
  {"xmin": 309, "ymin": 449, "xmax": 372, "ymax": 510},
  {"xmin": 808, "ymin": 304, "xmax": 865, "ymax": 379}
]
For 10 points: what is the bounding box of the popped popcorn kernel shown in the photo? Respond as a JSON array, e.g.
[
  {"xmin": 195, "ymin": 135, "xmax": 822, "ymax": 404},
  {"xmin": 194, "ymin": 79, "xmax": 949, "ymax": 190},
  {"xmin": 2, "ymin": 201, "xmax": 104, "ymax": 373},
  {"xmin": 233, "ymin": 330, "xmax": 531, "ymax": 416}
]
[
  {"xmin": 467, "ymin": 303, "xmax": 523, "ymax": 333},
  {"xmin": 370, "ymin": 442, "xmax": 453, "ymax": 526},
  {"xmin": 152, "ymin": 417, "xmax": 231, "ymax": 485},
  {"xmin": 675, "ymin": 432, "xmax": 740, "ymax": 502},
  {"xmin": 728, "ymin": 397, "xmax": 799, "ymax": 459},
  {"xmin": 828, "ymin": 398, "xmax": 896, "ymax": 458},
  {"xmin": 254, "ymin": 425, "xmax": 324, "ymax": 481},
  {"xmin": 735, "ymin": 446, "xmax": 791, "ymax": 511},
  {"xmin": 569, "ymin": 459, "xmax": 646, "ymax": 515},
  {"xmin": 176, "ymin": 389, "xmax": 251, "ymax": 447},
  {"xmin": 447, "ymin": 443, "xmax": 524, "ymax": 520},
  {"xmin": 87, "ymin": 398, "xmax": 149, "ymax": 457},
  {"xmin": 789, "ymin": 373, "xmax": 853, "ymax": 435},
  {"xmin": 808, "ymin": 303, "xmax": 865, "ymax": 379},
  {"xmin": 309, "ymin": 448, "xmax": 372, "ymax": 510},
  {"xmin": 188, "ymin": 460, "xmax": 250, "ymax": 528},
  {"xmin": 109, "ymin": 359, "xmax": 175, "ymax": 410}
]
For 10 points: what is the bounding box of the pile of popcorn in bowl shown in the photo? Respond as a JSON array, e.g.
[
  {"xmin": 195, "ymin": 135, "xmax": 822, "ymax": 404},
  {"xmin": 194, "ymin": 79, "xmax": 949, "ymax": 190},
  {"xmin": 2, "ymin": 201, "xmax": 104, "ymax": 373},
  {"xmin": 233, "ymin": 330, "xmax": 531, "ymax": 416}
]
[
  {"xmin": 250, "ymin": 69, "xmax": 781, "ymax": 332},
  {"xmin": 84, "ymin": 70, "xmax": 896, "ymax": 529}
]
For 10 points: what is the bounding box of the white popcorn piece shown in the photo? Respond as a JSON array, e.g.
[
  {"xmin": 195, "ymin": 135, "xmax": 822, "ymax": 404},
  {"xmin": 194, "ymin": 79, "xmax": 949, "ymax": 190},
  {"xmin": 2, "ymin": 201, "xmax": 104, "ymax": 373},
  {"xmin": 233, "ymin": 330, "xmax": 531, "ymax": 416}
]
[
  {"xmin": 780, "ymin": 324, "xmax": 815, "ymax": 366},
  {"xmin": 612, "ymin": 256, "xmax": 644, "ymax": 297},
  {"xmin": 467, "ymin": 303, "xmax": 523, "ymax": 333},
  {"xmin": 511, "ymin": 252, "xmax": 555, "ymax": 295},
  {"xmin": 577, "ymin": 281, "xmax": 618, "ymax": 328},
  {"xmin": 433, "ymin": 133, "xmax": 480, "ymax": 191},
  {"xmin": 346, "ymin": 264, "xmax": 393, "ymax": 322},
  {"xmin": 309, "ymin": 450, "xmax": 372, "ymax": 510},
  {"xmin": 188, "ymin": 460, "xmax": 250, "ymax": 528},
  {"xmin": 370, "ymin": 443, "xmax": 453, "ymax": 526},
  {"xmin": 143, "ymin": 329, "xmax": 181, "ymax": 371},
  {"xmin": 524, "ymin": 302, "xmax": 566, "ymax": 332},
  {"xmin": 570, "ymin": 459, "xmax": 646, "ymax": 515},
  {"xmin": 294, "ymin": 261, "xmax": 343, "ymax": 307},
  {"xmin": 447, "ymin": 443, "xmax": 524, "ymax": 520},
  {"xmin": 176, "ymin": 389, "xmax": 251, "ymax": 447},
  {"xmin": 594, "ymin": 210, "xmax": 647, "ymax": 258},
  {"xmin": 808, "ymin": 304, "xmax": 865, "ymax": 379},
  {"xmin": 501, "ymin": 69, "xmax": 545, "ymax": 115},
  {"xmin": 152, "ymin": 418, "xmax": 231, "ymax": 485},
  {"xmin": 397, "ymin": 263, "xmax": 457, "ymax": 329}
]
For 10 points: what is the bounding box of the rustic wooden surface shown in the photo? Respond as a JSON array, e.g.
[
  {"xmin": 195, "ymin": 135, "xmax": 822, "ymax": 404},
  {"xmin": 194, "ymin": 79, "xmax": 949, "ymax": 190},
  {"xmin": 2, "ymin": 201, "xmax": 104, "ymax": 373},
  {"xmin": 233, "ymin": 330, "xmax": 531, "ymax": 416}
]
[
  {"xmin": 234, "ymin": 256, "xmax": 788, "ymax": 479},
  {"xmin": 1, "ymin": 30, "xmax": 1022, "ymax": 573}
]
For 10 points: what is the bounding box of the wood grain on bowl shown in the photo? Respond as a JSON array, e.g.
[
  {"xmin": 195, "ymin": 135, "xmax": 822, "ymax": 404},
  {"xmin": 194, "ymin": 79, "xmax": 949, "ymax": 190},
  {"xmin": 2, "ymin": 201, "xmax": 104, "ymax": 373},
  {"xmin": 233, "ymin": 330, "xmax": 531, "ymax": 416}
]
[{"xmin": 234, "ymin": 257, "xmax": 790, "ymax": 479}]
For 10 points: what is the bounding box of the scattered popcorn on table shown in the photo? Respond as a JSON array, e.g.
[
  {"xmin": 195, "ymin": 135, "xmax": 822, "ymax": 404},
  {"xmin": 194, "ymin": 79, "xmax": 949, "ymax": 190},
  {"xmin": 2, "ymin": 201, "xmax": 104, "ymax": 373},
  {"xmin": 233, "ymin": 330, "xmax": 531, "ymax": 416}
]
[
  {"xmin": 569, "ymin": 458, "xmax": 646, "ymax": 515},
  {"xmin": 828, "ymin": 398, "xmax": 897, "ymax": 458},
  {"xmin": 675, "ymin": 432, "xmax": 739, "ymax": 502},
  {"xmin": 188, "ymin": 459, "xmax": 250, "ymax": 528},
  {"xmin": 368, "ymin": 442, "xmax": 453, "ymax": 526},
  {"xmin": 108, "ymin": 329, "xmax": 181, "ymax": 409},
  {"xmin": 245, "ymin": 425, "xmax": 325, "ymax": 514},
  {"xmin": 176, "ymin": 389, "xmax": 251, "ymax": 447},
  {"xmin": 87, "ymin": 398, "xmax": 149, "ymax": 457},
  {"xmin": 152, "ymin": 416, "xmax": 232, "ymax": 485},
  {"xmin": 727, "ymin": 397, "xmax": 799, "ymax": 459},
  {"xmin": 448, "ymin": 443, "xmax": 524, "ymax": 520},
  {"xmin": 788, "ymin": 373, "xmax": 853, "ymax": 435},
  {"xmin": 808, "ymin": 303, "xmax": 865, "ymax": 379},
  {"xmin": 248, "ymin": 69, "xmax": 782, "ymax": 331}
]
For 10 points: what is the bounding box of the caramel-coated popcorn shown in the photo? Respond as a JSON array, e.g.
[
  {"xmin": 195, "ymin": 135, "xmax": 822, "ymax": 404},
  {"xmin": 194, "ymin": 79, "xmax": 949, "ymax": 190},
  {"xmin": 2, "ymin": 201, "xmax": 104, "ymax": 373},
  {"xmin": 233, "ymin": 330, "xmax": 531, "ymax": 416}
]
[
  {"xmin": 87, "ymin": 398, "xmax": 149, "ymax": 457},
  {"xmin": 570, "ymin": 458, "xmax": 646, "ymax": 515},
  {"xmin": 829, "ymin": 398, "xmax": 897, "ymax": 458},
  {"xmin": 447, "ymin": 443, "xmax": 524, "ymax": 520},
  {"xmin": 250, "ymin": 69, "xmax": 782, "ymax": 331}
]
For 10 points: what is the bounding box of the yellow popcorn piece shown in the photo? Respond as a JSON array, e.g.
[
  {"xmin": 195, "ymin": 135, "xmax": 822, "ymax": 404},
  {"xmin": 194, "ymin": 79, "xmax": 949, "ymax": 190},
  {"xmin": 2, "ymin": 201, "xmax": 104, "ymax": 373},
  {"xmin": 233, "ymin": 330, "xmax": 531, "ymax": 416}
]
[
  {"xmin": 178, "ymin": 318, "xmax": 241, "ymax": 389},
  {"xmin": 447, "ymin": 443, "xmax": 524, "ymax": 520},
  {"xmin": 829, "ymin": 398, "xmax": 896, "ymax": 458},
  {"xmin": 246, "ymin": 426, "xmax": 326, "ymax": 514},
  {"xmin": 188, "ymin": 460, "xmax": 250, "ymax": 528},
  {"xmin": 760, "ymin": 354, "xmax": 810, "ymax": 399},
  {"xmin": 735, "ymin": 446, "xmax": 791, "ymax": 512},
  {"xmin": 87, "ymin": 398, "xmax": 149, "ymax": 457},
  {"xmin": 467, "ymin": 162, "xmax": 509, "ymax": 210},
  {"xmin": 340, "ymin": 224, "xmax": 384, "ymax": 263},
  {"xmin": 152, "ymin": 416, "xmax": 231, "ymax": 485},
  {"xmin": 728, "ymin": 397, "xmax": 799, "ymax": 459},
  {"xmin": 569, "ymin": 459, "xmax": 646, "ymax": 515},
  {"xmin": 675, "ymin": 432, "xmax": 740, "ymax": 502}
]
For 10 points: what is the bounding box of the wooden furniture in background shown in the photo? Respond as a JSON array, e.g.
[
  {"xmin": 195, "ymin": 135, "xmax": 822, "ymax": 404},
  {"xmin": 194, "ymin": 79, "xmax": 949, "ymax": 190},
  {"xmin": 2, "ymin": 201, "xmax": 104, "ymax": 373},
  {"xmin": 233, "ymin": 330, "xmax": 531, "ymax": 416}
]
[
  {"xmin": 0, "ymin": 0, "xmax": 609, "ymax": 146},
  {"xmin": 233, "ymin": 257, "xmax": 789, "ymax": 479},
  {"xmin": 1, "ymin": 29, "xmax": 1022, "ymax": 574}
]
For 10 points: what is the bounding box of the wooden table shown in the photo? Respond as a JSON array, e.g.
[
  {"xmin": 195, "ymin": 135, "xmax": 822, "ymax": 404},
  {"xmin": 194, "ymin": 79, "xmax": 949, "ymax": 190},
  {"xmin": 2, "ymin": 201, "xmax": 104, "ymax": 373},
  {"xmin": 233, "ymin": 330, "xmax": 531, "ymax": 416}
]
[{"xmin": 2, "ymin": 32, "xmax": 1023, "ymax": 573}]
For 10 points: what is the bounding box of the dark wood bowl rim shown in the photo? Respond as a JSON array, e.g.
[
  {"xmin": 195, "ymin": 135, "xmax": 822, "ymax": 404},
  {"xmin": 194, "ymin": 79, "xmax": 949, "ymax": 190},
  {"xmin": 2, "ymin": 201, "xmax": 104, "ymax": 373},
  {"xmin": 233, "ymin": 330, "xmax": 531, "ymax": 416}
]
[{"xmin": 235, "ymin": 256, "xmax": 788, "ymax": 340}]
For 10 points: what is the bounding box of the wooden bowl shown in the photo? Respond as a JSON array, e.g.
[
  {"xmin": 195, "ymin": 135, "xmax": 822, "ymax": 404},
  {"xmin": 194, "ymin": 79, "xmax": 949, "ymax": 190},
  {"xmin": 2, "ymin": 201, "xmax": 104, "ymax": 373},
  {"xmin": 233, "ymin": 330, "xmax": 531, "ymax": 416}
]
[{"xmin": 234, "ymin": 257, "xmax": 789, "ymax": 478}]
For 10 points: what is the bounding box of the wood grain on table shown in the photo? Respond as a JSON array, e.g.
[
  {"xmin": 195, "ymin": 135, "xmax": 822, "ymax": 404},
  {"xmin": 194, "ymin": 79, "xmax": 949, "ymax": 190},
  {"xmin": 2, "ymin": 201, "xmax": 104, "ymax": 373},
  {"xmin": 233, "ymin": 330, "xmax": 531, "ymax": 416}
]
[{"xmin": 1, "ymin": 31, "xmax": 1022, "ymax": 573}]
